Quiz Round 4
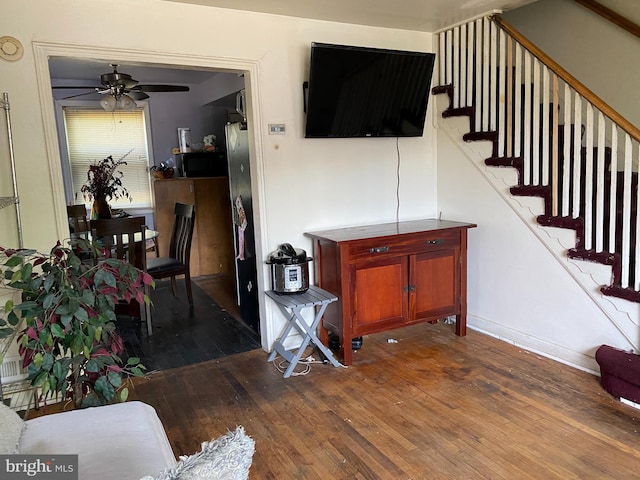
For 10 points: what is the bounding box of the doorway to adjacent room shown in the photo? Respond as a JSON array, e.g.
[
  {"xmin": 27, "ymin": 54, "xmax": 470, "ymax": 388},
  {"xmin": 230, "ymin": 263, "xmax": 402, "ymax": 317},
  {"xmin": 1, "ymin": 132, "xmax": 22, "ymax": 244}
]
[{"xmin": 37, "ymin": 44, "xmax": 266, "ymax": 369}]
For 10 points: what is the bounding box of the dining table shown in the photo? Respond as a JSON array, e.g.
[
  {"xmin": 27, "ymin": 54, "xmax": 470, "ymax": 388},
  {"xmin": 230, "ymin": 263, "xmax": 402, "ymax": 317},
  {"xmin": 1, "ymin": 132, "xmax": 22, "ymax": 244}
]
[
  {"xmin": 70, "ymin": 227, "xmax": 160, "ymax": 322},
  {"xmin": 69, "ymin": 228, "xmax": 160, "ymax": 268}
]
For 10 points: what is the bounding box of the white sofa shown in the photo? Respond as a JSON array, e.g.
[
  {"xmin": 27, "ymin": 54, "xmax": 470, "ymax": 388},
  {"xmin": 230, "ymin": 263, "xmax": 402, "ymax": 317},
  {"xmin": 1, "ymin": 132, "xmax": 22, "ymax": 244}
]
[
  {"xmin": 1, "ymin": 401, "xmax": 254, "ymax": 480},
  {"xmin": 19, "ymin": 401, "xmax": 175, "ymax": 479}
]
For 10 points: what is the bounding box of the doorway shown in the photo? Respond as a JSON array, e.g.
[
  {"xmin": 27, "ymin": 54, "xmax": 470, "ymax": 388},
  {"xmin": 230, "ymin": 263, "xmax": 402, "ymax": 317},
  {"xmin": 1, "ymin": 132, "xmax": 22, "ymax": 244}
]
[{"xmin": 37, "ymin": 44, "xmax": 266, "ymax": 353}]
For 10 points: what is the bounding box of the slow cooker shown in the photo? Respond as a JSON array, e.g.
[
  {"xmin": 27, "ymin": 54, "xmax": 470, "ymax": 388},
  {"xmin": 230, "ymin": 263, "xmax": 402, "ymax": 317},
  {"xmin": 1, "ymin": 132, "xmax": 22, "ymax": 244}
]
[{"xmin": 266, "ymin": 243, "xmax": 312, "ymax": 294}]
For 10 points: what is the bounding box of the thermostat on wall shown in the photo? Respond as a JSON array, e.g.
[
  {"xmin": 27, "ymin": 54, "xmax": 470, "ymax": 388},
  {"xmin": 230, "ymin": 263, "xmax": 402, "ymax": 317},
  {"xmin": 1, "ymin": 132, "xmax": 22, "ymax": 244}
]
[{"xmin": 269, "ymin": 124, "xmax": 286, "ymax": 135}]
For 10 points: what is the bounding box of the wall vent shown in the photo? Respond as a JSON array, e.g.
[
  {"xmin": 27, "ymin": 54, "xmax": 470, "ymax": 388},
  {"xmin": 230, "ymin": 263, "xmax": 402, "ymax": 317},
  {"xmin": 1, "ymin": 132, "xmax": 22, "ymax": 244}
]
[{"xmin": 1, "ymin": 355, "xmax": 27, "ymax": 384}]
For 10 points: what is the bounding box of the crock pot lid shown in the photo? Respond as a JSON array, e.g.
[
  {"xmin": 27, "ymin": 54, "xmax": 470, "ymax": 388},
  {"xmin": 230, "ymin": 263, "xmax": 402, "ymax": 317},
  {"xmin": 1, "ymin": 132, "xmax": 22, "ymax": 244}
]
[{"xmin": 267, "ymin": 243, "xmax": 310, "ymax": 264}]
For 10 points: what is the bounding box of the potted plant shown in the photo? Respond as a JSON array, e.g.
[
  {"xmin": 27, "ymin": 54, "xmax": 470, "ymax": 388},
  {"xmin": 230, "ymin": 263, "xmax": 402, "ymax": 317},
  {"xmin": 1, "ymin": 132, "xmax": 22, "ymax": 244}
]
[
  {"xmin": 0, "ymin": 240, "xmax": 152, "ymax": 409},
  {"xmin": 80, "ymin": 153, "xmax": 131, "ymax": 219}
]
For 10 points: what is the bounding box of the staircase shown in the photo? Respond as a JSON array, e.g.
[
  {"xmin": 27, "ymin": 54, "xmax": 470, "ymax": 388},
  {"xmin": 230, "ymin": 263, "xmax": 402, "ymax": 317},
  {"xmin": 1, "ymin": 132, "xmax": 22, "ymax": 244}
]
[{"xmin": 432, "ymin": 15, "xmax": 640, "ymax": 307}]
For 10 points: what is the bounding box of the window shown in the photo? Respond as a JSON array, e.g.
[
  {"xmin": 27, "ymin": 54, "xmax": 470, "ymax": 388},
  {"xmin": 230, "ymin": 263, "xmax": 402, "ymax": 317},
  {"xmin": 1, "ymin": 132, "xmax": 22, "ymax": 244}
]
[{"xmin": 63, "ymin": 107, "xmax": 152, "ymax": 209}]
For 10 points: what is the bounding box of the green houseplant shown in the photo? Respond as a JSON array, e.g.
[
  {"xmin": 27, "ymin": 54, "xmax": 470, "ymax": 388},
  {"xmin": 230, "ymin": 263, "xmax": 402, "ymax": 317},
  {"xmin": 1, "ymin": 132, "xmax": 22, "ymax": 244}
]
[{"xmin": 0, "ymin": 240, "xmax": 152, "ymax": 409}]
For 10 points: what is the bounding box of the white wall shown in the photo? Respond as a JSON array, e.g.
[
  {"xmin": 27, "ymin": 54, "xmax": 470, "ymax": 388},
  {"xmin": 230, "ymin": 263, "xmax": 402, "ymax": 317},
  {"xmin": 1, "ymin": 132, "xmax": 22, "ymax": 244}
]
[
  {"xmin": 503, "ymin": 0, "xmax": 640, "ymax": 129},
  {"xmin": 145, "ymin": 92, "xmax": 225, "ymax": 165},
  {"xmin": 0, "ymin": 0, "xmax": 436, "ymax": 349}
]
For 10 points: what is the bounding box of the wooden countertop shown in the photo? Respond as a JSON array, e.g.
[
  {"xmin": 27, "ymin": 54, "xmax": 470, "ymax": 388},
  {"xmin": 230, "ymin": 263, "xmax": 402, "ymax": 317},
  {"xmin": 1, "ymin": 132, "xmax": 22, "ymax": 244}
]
[{"xmin": 305, "ymin": 218, "xmax": 477, "ymax": 243}]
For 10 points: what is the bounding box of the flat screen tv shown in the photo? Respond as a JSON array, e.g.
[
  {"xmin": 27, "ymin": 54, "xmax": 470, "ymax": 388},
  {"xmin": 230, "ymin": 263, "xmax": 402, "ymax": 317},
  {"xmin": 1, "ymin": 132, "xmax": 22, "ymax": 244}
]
[{"xmin": 304, "ymin": 42, "xmax": 436, "ymax": 138}]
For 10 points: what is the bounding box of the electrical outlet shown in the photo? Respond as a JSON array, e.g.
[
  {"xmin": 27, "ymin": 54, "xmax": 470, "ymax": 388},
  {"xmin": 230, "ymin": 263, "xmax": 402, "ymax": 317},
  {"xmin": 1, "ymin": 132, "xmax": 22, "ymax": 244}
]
[{"xmin": 269, "ymin": 124, "xmax": 286, "ymax": 135}]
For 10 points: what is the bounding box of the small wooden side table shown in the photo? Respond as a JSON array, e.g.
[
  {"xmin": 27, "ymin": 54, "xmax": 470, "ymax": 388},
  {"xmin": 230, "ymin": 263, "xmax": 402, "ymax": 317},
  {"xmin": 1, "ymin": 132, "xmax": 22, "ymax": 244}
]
[{"xmin": 266, "ymin": 286, "xmax": 342, "ymax": 378}]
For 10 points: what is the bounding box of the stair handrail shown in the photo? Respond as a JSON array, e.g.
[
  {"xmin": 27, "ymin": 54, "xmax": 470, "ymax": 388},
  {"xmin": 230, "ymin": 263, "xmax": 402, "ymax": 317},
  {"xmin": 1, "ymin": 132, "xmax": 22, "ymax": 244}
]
[
  {"xmin": 573, "ymin": 0, "xmax": 640, "ymax": 41},
  {"xmin": 492, "ymin": 14, "xmax": 640, "ymax": 144}
]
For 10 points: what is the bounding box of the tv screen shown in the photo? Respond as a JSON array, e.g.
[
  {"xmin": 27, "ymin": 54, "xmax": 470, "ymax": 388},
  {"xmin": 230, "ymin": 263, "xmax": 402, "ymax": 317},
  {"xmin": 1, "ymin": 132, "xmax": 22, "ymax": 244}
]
[{"xmin": 304, "ymin": 42, "xmax": 436, "ymax": 138}]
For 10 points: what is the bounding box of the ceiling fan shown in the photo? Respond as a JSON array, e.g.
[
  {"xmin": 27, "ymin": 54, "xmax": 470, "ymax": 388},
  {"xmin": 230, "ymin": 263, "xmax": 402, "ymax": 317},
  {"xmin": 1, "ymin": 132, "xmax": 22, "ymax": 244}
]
[{"xmin": 52, "ymin": 64, "xmax": 190, "ymax": 110}]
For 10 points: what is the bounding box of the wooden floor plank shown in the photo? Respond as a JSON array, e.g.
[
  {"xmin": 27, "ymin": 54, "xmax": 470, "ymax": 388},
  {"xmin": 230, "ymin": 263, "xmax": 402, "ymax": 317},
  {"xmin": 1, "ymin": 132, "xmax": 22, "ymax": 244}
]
[{"xmin": 130, "ymin": 322, "xmax": 640, "ymax": 479}]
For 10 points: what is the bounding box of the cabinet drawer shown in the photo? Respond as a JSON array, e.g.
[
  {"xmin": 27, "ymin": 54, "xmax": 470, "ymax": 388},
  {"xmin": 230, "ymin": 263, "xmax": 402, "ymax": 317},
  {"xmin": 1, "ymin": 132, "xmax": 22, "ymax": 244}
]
[{"xmin": 348, "ymin": 231, "xmax": 460, "ymax": 261}]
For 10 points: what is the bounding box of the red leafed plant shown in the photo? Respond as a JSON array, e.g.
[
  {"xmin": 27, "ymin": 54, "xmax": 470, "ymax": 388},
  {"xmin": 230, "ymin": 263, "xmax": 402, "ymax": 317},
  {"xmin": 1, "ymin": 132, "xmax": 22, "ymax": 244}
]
[{"xmin": 0, "ymin": 240, "xmax": 153, "ymax": 409}]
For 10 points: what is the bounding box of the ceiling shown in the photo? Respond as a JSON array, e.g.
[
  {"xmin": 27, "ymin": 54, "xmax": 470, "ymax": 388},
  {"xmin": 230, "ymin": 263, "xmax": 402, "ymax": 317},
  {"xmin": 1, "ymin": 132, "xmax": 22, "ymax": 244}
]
[
  {"xmin": 161, "ymin": 0, "xmax": 539, "ymax": 32},
  {"xmin": 49, "ymin": 0, "xmax": 539, "ymax": 87},
  {"xmin": 49, "ymin": 58, "xmax": 220, "ymax": 87}
]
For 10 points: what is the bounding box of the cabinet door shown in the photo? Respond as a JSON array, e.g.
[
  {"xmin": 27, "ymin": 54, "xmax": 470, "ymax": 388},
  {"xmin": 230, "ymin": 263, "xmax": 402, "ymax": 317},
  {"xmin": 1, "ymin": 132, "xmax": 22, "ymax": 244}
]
[
  {"xmin": 410, "ymin": 248, "xmax": 460, "ymax": 322},
  {"xmin": 350, "ymin": 256, "xmax": 408, "ymax": 335},
  {"xmin": 193, "ymin": 178, "xmax": 235, "ymax": 275}
]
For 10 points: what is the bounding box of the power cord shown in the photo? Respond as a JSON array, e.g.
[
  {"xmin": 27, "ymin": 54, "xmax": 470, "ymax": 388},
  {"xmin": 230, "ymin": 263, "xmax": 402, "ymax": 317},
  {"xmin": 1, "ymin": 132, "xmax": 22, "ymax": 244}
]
[
  {"xmin": 272, "ymin": 353, "xmax": 324, "ymax": 377},
  {"xmin": 395, "ymin": 136, "xmax": 401, "ymax": 223},
  {"xmin": 271, "ymin": 346, "xmax": 347, "ymax": 376}
]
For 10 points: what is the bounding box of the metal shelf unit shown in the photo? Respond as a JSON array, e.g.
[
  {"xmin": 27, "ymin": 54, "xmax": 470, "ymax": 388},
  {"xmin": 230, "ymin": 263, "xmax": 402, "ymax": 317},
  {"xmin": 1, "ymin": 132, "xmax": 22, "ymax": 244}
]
[
  {"xmin": 1, "ymin": 92, "xmax": 23, "ymax": 247},
  {"xmin": 1, "ymin": 92, "xmax": 31, "ymax": 416}
]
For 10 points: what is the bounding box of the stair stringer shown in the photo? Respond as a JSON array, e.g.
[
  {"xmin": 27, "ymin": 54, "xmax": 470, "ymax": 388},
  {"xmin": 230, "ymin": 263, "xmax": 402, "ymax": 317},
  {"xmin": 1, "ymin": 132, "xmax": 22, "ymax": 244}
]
[{"xmin": 434, "ymin": 97, "xmax": 639, "ymax": 360}]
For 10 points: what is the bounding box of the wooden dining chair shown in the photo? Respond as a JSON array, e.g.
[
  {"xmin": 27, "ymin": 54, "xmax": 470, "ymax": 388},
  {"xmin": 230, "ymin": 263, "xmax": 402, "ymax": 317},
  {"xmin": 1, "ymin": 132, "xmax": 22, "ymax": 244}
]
[
  {"xmin": 91, "ymin": 216, "xmax": 153, "ymax": 335},
  {"xmin": 67, "ymin": 204, "xmax": 90, "ymax": 234},
  {"xmin": 147, "ymin": 203, "xmax": 196, "ymax": 306}
]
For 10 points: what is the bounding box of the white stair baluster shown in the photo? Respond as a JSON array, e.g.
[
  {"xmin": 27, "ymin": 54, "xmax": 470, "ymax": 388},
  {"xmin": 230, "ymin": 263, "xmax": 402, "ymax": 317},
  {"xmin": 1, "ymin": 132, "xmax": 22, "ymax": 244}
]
[
  {"xmin": 595, "ymin": 111, "xmax": 606, "ymax": 253},
  {"xmin": 608, "ymin": 125, "xmax": 618, "ymax": 254},
  {"xmin": 621, "ymin": 133, "xmax": 632, "ymax": 288},
  {"xmin": 583, "ymin": 103, "xmax": 594, "ymax": 250},
  {"xmin": 453, "ymin": 26, "xmax": 460, "ymax": 109},
  {"xmin": 497, "ymin": 29, "xmax": 506, "ymax": 158},
  {"xmin": 572, "ymin": 93, "xmax": 582, "ymax": 220},
  {"xmin": 562, "ymin": 83, "xmax": 571, "ymax": 217},
  {"xmin": 514, "ymin": 43, "xmax": 522, "ymax": 158},
  {"xmin": 523, "ymin": 50, "xmax": 532, "ymax": 186},
  {"xmin": 482, "ymin": 16, "xmax": 490, "ymax": 131},
  {"xmin": 532, "ymin": 59, "xmax": 541, "ymax": 187},
  {"xmin": 489, "ymin": 20, "xmax": 497, "ymax": 132}
]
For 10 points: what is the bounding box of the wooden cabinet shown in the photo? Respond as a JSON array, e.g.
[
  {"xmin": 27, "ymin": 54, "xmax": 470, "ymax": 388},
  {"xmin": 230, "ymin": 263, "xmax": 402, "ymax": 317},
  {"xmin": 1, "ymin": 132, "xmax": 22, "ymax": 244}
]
[
  {"xmin": 306, "ymin": 219, "xmax": 476, "ymax": 365},
  {"xmin": 153, "ymin": 177, "xmax": 235, "ymax": 278}
]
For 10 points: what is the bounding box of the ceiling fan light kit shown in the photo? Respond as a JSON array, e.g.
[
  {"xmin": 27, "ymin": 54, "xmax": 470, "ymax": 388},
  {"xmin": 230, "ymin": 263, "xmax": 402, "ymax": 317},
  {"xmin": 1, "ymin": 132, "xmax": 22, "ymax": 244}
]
[{"xmin": 99, "ymin": 92, "xmax": 136, "ymax": 112}]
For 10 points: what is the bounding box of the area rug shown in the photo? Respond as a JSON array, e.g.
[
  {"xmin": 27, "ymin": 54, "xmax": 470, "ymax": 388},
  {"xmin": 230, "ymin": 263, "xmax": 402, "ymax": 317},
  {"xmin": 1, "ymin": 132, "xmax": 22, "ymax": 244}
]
[{"xmin": 117, "ymin": 279, "xmax": 261, "ymax": 372}]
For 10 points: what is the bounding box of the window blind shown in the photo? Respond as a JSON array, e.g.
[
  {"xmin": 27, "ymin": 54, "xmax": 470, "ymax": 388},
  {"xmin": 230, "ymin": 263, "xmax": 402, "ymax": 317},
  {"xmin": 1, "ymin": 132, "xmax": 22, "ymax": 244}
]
[{"xmin": 63, "ymin": 108, "xmax": 152, "ymax": 209}]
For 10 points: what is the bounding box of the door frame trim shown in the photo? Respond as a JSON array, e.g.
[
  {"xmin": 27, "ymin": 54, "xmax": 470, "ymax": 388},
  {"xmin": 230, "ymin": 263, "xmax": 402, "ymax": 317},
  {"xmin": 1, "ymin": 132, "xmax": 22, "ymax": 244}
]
[{"xmin": 32, "ymin": 41, "xmax": 270, "ymax": 348}]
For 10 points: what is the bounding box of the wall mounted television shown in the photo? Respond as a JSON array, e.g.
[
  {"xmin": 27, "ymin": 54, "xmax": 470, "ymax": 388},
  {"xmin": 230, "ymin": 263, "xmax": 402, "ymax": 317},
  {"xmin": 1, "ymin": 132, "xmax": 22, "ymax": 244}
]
[{"xmin": 304, "ymin": 42, "xmax": 436, "ymax": 138}]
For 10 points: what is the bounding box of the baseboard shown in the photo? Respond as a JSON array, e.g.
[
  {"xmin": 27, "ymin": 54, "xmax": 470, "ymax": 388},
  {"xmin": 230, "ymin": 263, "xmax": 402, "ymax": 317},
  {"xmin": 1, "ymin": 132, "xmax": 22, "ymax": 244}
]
[
  {"xmin": 468, "ymin": 315, "xmax": 599, "ymax": 375},
  {"xmin": 620, "ymin": 397, "xmax": 640, "ymax": 410}
]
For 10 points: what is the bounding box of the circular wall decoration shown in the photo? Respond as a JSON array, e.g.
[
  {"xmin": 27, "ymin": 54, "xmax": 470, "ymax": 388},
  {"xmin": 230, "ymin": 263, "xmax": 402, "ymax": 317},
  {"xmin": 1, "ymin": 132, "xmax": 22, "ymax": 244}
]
[{"xmin": 0, "ymin": 36, "xmax": 24, "ymax": 62}]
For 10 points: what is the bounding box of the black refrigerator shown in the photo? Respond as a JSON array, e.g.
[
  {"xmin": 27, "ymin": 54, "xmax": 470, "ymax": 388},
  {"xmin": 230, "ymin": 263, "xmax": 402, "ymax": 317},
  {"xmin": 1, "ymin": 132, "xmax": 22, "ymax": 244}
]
[{"xmin": 225, "ymin": 122, "xmax": 259, "ymax": 334}]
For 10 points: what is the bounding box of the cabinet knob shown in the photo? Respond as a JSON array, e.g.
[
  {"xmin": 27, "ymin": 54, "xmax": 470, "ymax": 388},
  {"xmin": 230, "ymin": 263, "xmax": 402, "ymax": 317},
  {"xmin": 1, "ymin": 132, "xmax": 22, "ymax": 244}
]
[
  {"xmin": 369, "ymin": 246, "xmax": 389, "ymax": 254},
  {"xmin": 426, "ymin": 239, "xmax": 444, "ymax": 245},
  {"xmin": 403, "ymin": 285, "xmax": 416, "ymax": 292}
]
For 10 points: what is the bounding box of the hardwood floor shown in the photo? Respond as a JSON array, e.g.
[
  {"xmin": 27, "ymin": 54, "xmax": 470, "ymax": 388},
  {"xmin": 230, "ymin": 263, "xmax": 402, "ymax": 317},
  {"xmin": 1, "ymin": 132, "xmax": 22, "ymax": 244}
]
[
  {"xmin": 193, "ymin": 274, "xmax": 243, "ymax": 327},
  {"xmin": 118, "ymin": 274, "xmax": 260, "ymax": 372},
  {"xmin": 129, "ymin": 321, "xmax": 640, "ymax": 479}
]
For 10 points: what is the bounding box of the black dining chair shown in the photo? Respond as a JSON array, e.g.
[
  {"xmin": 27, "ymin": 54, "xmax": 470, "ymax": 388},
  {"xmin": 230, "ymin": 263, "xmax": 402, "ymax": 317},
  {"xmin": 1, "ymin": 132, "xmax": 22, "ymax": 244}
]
[
  {"xmin": 91, "ymin": 216, "xmax": 153, "ymax": 335},
  {"xmin": 147, "ymin": 203, "xmax": 196, "ymax": 306},
  {"xmin": 67, "ymin": 204, "xmax": 90, "ymax": 234},
  {"xmin": 66, "ymin": 204, "xmax": 93, "ymax": 260}
]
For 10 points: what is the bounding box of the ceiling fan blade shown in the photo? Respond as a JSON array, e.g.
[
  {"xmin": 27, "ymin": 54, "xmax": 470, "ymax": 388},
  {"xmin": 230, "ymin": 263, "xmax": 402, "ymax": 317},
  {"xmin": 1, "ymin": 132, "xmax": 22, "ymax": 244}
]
[
  {"xmin": 137, "ymin": 84, "xmax": 190, "ymax": 92},
  {"xmin": 52, "ymin": 85, "xmax": 103, "ymax": 89},
  {"xmin": 128, "ymin": 91, "xmax": 150, "ymax": 101},
  {"xmin": 61, "ymin": 90, "xmax": 105, "ymax": 100}
]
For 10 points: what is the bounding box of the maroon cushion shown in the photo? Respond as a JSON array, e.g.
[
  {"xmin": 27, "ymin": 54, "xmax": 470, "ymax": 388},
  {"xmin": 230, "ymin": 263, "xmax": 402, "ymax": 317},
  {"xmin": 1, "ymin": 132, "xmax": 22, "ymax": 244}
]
[{"xmin": 595, "ymin": 344, "xmax": 640, "ymax": 403}]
